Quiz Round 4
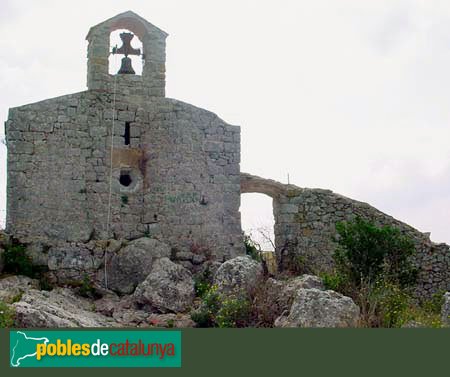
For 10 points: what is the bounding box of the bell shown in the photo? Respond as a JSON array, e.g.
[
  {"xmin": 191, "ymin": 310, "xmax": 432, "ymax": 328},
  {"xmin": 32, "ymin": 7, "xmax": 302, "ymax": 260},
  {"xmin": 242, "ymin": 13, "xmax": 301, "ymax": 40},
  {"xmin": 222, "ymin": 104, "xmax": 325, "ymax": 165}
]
[{"xmin": 118, "ymin": 56, "xmax": 135, "ymax": 74}]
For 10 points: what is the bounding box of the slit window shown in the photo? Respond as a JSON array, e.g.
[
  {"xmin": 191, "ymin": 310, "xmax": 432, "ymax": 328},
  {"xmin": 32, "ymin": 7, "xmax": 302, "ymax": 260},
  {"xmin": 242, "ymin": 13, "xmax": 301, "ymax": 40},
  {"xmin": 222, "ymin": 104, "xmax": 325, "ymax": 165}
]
[{"xmin": 124, "ymin": 122, "xmax": 131, "ymax": 145}]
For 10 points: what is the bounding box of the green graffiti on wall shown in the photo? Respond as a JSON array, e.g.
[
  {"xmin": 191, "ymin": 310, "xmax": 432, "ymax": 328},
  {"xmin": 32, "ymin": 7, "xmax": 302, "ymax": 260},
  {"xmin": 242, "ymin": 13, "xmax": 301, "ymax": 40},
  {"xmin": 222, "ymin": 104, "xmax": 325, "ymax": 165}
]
[{"xmin": 165, "ymin": 192, "xmax": 200, "ymax": 204}]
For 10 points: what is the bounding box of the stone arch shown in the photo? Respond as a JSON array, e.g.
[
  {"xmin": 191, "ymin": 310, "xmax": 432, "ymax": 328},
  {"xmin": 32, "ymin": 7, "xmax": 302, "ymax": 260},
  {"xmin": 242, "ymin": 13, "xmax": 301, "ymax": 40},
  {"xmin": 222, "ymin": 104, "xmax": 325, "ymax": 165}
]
[{"xmin": 240, "ymin": 173, "xmax": 287, "ymax": 199}]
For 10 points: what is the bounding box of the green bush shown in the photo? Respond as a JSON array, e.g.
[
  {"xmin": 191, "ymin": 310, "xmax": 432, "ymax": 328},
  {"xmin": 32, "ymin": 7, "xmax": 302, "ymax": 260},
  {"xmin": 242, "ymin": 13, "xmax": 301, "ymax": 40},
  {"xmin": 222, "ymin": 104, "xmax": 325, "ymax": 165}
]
[
  {"xmin": 216, "ymin": 297, "xmax": 251, "ymax": 328},
  {"xmin": 320, "ymin": 270, "xmax": 348, "ymax": 292},
  {"xmin": 372, "ymin": 281, "xmax": 411, "ymax": 328},
  {"xmin": 191, "ymin": 285, "xmax": 221, "ymax": 327},
  {"xmin": 244, "ymin": 234, "xmax": 261, "ymax": 262},
  {"xmin": 326, "ymin": 218, "xmax": 422, "ymax": 328},
  {"xmin": 78, "ymin": 274, "xmax": 96, "ymax": 298},
  {"xmin": 398, "ymin": 307, "xmax": 442, "ymax": 328},
  {"xmin": 193, "ymin": 268, "xmax": 213, "ymax": 299},
  {"xmin": 190, "ymin": 285, "xmax": 251, "ymax": 328},
  {"xmin": 0, "ymin": 300, "xmax": 15, "ymax": 328},
  {"xmin": 334, "ymin": 218, "xmax": 417, "ymax": 288},
  {"xmin": 3, "ymin": 244, "xmax": 34, "ymax": 277},
  {"xmin": 421, "ymin": 290, "xmax": 446, "ymax": 315},
  {"xmin": 394, "ymin": 291, "xmax": 446, "ymax": 328}
]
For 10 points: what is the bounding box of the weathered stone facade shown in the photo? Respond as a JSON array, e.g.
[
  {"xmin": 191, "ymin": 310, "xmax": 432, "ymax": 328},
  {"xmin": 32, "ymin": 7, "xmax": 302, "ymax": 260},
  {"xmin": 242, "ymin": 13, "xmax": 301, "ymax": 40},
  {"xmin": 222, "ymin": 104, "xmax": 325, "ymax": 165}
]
[
  {"xmin": 5, "ymin": 11, "xmax": 243, "ymax": 262},
  {"xmin": 4, "ymin": 11, "xmax": 449, "ymax": 299},
  {"xmin": 241, "ymin": 173, "xmax": 450, "ymax": 298}
]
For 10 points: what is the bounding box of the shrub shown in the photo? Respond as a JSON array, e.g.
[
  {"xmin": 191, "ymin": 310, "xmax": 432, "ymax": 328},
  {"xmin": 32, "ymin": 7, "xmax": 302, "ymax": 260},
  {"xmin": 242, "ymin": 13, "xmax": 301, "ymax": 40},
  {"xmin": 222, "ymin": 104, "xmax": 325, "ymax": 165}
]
[
  {"xmin": 327, "ymin": 218, "xmax": 421, "ymax": 328},
  {"xmin": 78, "ymin": 274, "xmax": 96, "ymax": 298},
  {"xmin": 0, "ymin": 300, "xmax": 15, "ymax": 328},
  {"xmin": 244, "ymin": 234, "xmax": 261, "ymax": 262},
  {"xmin": 193, "ymin": 268, "xmax": 213, "ymax": 299},
  {"xmin": 190, "ymin": 285, "xmax": 251, "ymax": 328},
  {"xmin": 216, "ymin": 297, "xmax": 251, "ymax": 328},
  {"xmin": 3, "ymin": 244, "xmax": 34, "ymax": 277},
  {"xmin": 398, "ymin": 306, "xmax": 442, "ymax": 328},
  {"xmin": 334, "ymin": 218, "xmax": 417, "ymax": 288},
  {"xmin": 320, "ymin": 270, "xmax": 349, "ymax": 292},
  {"xmin": 421, "ymin": 290, "xmax": 446, "ymax": 315},
  {"xmin": 191, "ymin": 285, "xmax": 221, "ymax": 327},
  {"xmin": 372, "ymin": 281, "xmax": 411, "ymax": 328},
  {"xmin": 248, "ymin": 278, "xmax": 285, "ymax": 327},
  {"xmin": 393, "ymin": 291, "xmax": 446, "ymax": 328}
]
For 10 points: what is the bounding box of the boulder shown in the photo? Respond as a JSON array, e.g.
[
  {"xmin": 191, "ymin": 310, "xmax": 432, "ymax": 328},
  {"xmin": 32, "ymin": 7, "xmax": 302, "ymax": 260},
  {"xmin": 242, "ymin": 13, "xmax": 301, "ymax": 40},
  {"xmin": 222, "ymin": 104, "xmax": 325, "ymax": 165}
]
[
  {"xmin": 0, "ymin": 275, "xmax": 40, "ymax": 303},
  {"xmin": 213, "ymin": 256, "xmax": 263, "ymax": 296},
  {"xmin": 287, "ymin": 274, "xmax": 324, "ymax": 290},
  {"xmin": 107, "ymin": 238, "xmax": 171, "ymax": 295},
  {"xmin": 253, "ymin": 276, "xmax": 325, "ymax": 325},
  {"xmin": 275, "ymin": 288, "xmax": 360, "ymax": 328},
  {"xmin": 93, "ymin": 291, "xmax": 120, "ymax": 317},
  {"xmin": 442, "ymin": 292, "xmax": 450, "ymax": 327},
  {"xmin": 12, "ymin": 288, "xmax": 119, "ymax": 327},
  {"xmin": 276, "ymin": 275, "xmax": 325, "ymax": 310},
  {"xmin": 112, "ymin": 295, "xmax": 150, "ymax": 326},
  {"xmin": 134, "ymin": 257, "xmax": 195, "ymax": 313}
]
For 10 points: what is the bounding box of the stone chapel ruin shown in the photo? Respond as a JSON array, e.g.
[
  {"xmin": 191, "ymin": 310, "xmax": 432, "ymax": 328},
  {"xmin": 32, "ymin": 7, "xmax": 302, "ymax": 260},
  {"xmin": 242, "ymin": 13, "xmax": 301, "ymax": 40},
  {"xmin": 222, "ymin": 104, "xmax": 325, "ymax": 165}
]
[{"xmin": 4, "ymin": 11, "xmax": 449, "ymax": 298}]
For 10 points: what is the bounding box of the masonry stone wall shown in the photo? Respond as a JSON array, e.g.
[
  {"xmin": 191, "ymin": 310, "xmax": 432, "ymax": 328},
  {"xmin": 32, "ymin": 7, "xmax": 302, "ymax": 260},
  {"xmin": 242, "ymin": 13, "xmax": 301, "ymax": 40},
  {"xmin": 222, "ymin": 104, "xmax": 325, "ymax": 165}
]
[
  {"xmin": 241, "ymin": 173, "xmax": 450, "ymax": 299},
  {"xmin": 6, "ymin": 91, "xmax": 243, "ymax": 261}
]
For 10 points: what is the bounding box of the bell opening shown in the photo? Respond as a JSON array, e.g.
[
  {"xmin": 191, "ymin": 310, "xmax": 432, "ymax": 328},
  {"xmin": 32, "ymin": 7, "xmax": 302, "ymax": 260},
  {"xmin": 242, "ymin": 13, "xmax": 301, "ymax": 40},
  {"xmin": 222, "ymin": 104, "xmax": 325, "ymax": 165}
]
[{"xmin": 109, "ymin": 29, "xmax": 143, "ymax": 76}]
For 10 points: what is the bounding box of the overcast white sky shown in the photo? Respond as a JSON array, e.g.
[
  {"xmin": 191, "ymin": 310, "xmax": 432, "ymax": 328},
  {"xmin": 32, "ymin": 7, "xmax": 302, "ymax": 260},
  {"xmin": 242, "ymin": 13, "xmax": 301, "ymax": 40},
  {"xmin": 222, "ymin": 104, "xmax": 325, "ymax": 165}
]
[{"xmin": 1, "ymin": 0, "xmax": 449, "ymax": 248}]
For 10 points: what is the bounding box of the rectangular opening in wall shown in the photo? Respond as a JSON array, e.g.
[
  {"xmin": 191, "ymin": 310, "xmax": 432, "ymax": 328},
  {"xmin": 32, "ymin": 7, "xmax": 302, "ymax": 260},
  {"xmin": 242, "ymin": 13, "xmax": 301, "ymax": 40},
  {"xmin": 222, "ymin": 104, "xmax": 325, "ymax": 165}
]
[{"xmin": 124, "ymin": 122, "xmax": 131, "ymax": 145}]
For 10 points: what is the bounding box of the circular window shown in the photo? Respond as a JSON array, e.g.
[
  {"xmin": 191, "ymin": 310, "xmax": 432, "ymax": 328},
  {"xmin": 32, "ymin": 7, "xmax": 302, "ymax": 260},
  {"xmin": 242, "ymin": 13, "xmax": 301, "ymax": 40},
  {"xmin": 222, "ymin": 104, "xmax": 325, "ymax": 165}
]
[
  {"xmin": 113, "ymin": 167, "xmax": 142, "ymax": 193},
  {"xmin": 119, "ymin": 171, "xmax": 132, "ymax": 187}
]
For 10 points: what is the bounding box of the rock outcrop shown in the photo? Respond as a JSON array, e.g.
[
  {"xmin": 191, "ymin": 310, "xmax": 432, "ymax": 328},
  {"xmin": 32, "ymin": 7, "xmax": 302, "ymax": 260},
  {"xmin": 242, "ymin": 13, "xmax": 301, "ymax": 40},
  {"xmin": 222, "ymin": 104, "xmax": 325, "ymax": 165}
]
[
  {"xmin": 107, "ymin": 238, "xmax": 171, "ymax": 294},
  {"xmin": 275, "ymin": 288, "xmax": 360, "ymax": 328},
  {"xmin": 213, "ymin": 256, "xmax": 263, "ymax": 296},
  {"xmin": 0, "ymin": 275, "xmax": 40, "ymax": 303},
  {"xmin": 266, "ymin": 275, "xmax": 325, "ymax": 312},
  {"xmin": 134, "ymin": 257, "xmax": 195, "ymax": 313},
  {"xmin": 13, "ymin": 288, "xmax": 119, "ymax": 327}
]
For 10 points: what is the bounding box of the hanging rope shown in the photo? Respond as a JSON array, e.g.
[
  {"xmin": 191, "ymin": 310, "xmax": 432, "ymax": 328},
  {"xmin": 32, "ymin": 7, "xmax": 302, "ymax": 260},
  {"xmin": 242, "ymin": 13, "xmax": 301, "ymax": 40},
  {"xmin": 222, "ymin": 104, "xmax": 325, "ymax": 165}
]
[{"xmin": 104, "ymin": 50, "xmax": 118, "ymax": 289}]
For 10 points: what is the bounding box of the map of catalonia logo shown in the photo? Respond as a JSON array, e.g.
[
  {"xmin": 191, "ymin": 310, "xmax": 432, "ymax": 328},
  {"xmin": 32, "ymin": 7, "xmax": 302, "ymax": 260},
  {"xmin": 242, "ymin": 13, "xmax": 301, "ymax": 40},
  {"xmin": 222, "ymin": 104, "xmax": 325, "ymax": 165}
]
[{"xmin": 10, "ymin": 331, "xmax": 49, "ymax": 367}]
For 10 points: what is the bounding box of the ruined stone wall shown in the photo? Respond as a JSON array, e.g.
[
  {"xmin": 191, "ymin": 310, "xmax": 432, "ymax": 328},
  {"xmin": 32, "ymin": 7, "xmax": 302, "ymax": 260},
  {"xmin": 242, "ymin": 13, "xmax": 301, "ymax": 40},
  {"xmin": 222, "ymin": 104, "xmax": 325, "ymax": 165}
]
[
  {"xmin": 5, "ymin": 89, "xmax": 243, "ymax": 261},
  {"xmin": 241, "ymin": 173, "xmax": 450, "ymax": 298}
]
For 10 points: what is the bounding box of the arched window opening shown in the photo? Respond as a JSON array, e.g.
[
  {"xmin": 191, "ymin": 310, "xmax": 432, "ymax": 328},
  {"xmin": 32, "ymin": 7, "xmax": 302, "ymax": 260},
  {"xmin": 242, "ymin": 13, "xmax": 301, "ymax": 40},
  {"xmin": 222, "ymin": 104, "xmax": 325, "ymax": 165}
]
[
  {"xmin": 240, "ymin": 193, "xmax": 275, "ymax": 252},
  {"xmin": 109, "ymin": 29, "xmax": 143, "ymax": 75}
]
